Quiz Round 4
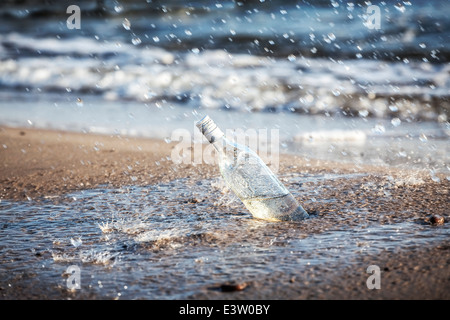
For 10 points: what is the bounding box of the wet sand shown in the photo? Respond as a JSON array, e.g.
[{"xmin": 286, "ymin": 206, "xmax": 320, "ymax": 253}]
[{"xmin": 0, "ymin": 126, "xmax": 448, "ymax": 300}]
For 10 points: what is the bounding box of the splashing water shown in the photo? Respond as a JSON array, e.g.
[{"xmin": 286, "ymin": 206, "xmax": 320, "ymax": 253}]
[{"xmin": 0, "ymin": 173, "xmax": 448, "ymax": 299}]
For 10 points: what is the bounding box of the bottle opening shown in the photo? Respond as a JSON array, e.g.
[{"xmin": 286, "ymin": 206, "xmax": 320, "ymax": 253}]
[{"xmin": 196, "ymin": 115, "xmax": 224, "ymax": 143}]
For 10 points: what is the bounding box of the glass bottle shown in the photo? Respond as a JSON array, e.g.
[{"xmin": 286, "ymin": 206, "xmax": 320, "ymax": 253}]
[{"xmin": 196, "ymin": 115, "xmax": 309, "ymax": 222}]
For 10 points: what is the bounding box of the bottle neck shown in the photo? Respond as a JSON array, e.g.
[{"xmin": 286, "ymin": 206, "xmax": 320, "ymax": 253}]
[
  {"xmin": 211, "ymin": 135, "xmax": 227, "ymax": 153},
  {"xmin": 196, "ymin": 115, "xmax": 224, "ymax": 145}
]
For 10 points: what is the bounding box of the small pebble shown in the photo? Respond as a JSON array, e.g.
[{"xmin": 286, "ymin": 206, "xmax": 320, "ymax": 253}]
[
  {"xmin": 429, "ymin": 215, "xmax": 444, "ymax": 225},
  {"xmin": 220, "ymin": 282, "xmax": 247, "ymax": 292},
  {"xmin": 185, "ymin": 197, "xmax": 200, "ymax": 204}
]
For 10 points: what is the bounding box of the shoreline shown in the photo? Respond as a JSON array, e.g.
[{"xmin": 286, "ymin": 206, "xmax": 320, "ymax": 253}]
[
  {"xmin": 0, "ymin": 126, "xmax": 449, "ymax": 300},
  {"xmin": 0, "ymin": 126, "xmax": 210, "ymax": 201},
  {"xmin": 0, "ymin": 125, "xmax": 437, "ymax": 201}
]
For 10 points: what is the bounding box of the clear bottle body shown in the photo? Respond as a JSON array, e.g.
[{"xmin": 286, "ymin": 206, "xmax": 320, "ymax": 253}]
[{"xmin": 212, "ymin": 136, "xmax": 309, "ymax": 221}]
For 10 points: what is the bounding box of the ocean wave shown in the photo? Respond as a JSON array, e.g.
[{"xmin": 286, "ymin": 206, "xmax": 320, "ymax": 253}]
[
  {"xmin": 1, "ymin": 34, "xmax": 448, "ymax": 121},
  {"xmin": 1, "ymin": 0, "xmax": 449, "ymax": 62}
]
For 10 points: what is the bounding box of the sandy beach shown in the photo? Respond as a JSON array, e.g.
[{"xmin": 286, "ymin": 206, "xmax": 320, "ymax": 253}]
[{"xmin": 0, "ymin": 126, "xmax": 448, "ymax": 300}]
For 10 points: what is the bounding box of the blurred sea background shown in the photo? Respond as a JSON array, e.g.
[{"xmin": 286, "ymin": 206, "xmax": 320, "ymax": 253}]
[{"xmin": 0, "ymin": 0, "xmax": 449, "ymax": 171}]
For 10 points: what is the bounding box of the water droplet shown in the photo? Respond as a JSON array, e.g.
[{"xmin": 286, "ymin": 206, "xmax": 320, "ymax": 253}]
[
  {"xmin": 437, "ymin": 114, "xmax": 447, "ymax": 122},
  {"xmin": 114, "ymin": 5, "xmax": 123, "ymax": 13},
  {"xmin": 144, "ymin": 91, "xmax": 156, "ymax": 100},
  {"xmin": 311, "ymin": 47, "xmax": 317, "ymax": 54},
  {"xmin": 419, "ymin": 43, "xmax": 426, "ymax": 49},
  {"xmin": 303, "ymin": 94, "xmax": 314, "ymax": 103},
  {"xmin": 152, "ymin": 36, "xmax": 160, "ymax": 43},
  {"xmin": 122, "ymin": 18, "xmax": 131, "ymax": 30},
  {"xmin": 70, "ymin": 237, "xmax": 82, "ymax": 248},
  {"xmin": 131, "ymin": 37, "xmax": 141, "ymax": 45},
  {"xmin": 27, "ymin": 119, "xmax": 33, "ymax": 125},
  {"xmin": 391, "ymin": 118, "xmax": 401, "ymax": 127},
  {"xmin": 332, "ymin": 89, "xmax": 341, "ymax": 97},
  {"xmin": 359, "ymin": 110, "xmax": 369, "ymax": 118},
  {"xmin": 184, "ymin": 29, "xmax": 192, "ymax": 36},
  {"xmin": 164, "ymin": 137, "xmax": 171, "ymax": 144},
  {"xmin": 191, "ymin": 48, "xmax": 200, "ymax": 54},
  {"xmin": 395, "ymin": 4, "xmax": 406, "ymax": 13},
  {"xmin": 431, "ymin": 175, "xmax": 440, "ymax": 183},
  {"xmin": 419, "ymin": 133, "xmax": 427, "ymax": 142},
  {"xmin": 356, "ymin": 53, "xmax": 362, "ymax": 59},
  {"xmin": 287, "ymin": 54, "xmax": 296, "ymax": 62},
  {"xmin": 389, "ymin": 105, "xmax": 398, "ymax": 112},
  {"xmin": 76, "ymin": 98, "xmax": 84, "ymax": 107},
  {"xmin": 327, "ymin": 33, "xmax": 336, "ymax": 41},
  {"xmin": 372, "ymin": 124, "xmax": 385, "ymax": 134}
]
